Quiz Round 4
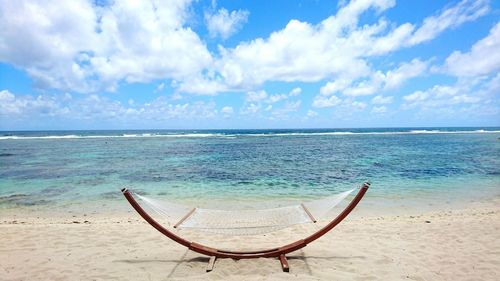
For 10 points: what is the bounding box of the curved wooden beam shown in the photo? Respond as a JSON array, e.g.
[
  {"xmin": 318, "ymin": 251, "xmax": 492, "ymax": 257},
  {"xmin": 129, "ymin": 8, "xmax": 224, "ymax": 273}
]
[{"xmin": 122, "ymin": 182, "xmax": 369, "ymax": 259}]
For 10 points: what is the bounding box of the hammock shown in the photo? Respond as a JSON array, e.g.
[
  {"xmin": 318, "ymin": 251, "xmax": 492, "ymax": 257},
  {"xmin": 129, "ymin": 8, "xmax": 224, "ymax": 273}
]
[
  {"xmin": 121, "ymin": 182, "xmax": 370, "ymax": 272},
  {"xmin": 135, "ymin": 189, "xmax": 355, "ymax": 235}
]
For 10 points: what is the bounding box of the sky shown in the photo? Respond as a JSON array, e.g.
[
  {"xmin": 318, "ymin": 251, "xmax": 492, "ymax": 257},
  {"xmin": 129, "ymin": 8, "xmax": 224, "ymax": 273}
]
[{"xmin": 0, "ymin": 0, "xmax": 499, "ymax": 130}]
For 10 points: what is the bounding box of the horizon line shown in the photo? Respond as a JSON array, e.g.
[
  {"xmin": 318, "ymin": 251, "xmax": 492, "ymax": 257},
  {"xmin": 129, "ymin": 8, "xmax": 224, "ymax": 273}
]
[{"xmin": 1, "ymin": 125, "xmax": 500, "ymax": 132}]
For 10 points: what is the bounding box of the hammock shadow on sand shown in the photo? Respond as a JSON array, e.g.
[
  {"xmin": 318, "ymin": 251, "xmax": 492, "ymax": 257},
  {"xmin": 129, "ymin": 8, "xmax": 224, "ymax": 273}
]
[{"xmin": 114, "ymin": 250, "xmax": 367, "ymax": 277}]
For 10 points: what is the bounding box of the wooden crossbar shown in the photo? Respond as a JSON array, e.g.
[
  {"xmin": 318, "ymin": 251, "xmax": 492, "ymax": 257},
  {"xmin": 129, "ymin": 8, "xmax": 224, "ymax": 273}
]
[
  {"xmin": 173, "ymin": 208, "xmax": 196, "ymax": 228},
  {"xmin": 300, "ymin": 203, "xmax": 317, "ymax": 223}
]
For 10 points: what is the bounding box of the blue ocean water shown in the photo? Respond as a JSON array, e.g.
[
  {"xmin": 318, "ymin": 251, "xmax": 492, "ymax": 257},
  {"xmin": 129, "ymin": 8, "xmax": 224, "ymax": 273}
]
[{"xmin": 0, "ymin": 128, "xmax": 499, "ymax": 212}]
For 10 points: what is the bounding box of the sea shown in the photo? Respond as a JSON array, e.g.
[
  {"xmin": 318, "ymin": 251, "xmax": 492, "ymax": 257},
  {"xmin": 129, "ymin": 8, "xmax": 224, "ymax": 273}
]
[{"xmin": 1, "ymin": 127, "xmax": 499, "ymax": 215}]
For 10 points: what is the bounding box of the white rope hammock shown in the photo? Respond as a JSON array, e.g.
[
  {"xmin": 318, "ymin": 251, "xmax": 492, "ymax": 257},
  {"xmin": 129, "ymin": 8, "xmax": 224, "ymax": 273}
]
[{"xmin": 135, "ymin": 188, "xmax": 355, "ymax": 235}]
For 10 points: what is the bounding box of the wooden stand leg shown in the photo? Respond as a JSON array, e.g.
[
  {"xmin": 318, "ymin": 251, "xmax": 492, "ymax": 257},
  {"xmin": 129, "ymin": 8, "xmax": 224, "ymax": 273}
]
[
  {"xmin": 206, "ymin": 256, "xmax": 216, "ymax": 272},
  {"xmin": 279, "ymin": 254, "xmax": 289, "ymax": 272}
]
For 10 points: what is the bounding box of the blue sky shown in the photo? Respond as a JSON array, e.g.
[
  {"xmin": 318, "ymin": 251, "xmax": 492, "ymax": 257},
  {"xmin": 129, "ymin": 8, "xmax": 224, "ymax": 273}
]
[{"xmin": 0, "ymin": 0, "xmax": 499, "ymax": 130}]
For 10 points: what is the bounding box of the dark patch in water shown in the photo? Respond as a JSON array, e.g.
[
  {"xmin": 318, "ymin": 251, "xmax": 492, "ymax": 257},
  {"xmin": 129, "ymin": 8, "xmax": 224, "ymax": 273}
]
[
  {"xmin": 0, "ymin": 193, "xmax": 29, "ymax": 204},
  {"xmin": 40, "ymin": 186, "xmax": 71, "ymax": 196},
  {"xmin": 237, "ymin": 181, "xmax": 252, "ymax": 185},
  {"xmin": 18, "ymin": 199, "xmax": 52, "ymax": 206},
  {"xmin": 0, "ymin": 193, "xmax": 52, "ymax": 206},
  {"xmin": 77, "ymin": 177, "xmax": 106, "ymax": 186},
  {"xmin": 0, "ymin": 153, "xmax": 15, "ymax": 157},
  {"xmin": 135, "ymin": 190, "xmax": 149, "ymax": 196},
  {"xmin": 100, "ymin": 191, "xmax": 121, "ymax": 199}
]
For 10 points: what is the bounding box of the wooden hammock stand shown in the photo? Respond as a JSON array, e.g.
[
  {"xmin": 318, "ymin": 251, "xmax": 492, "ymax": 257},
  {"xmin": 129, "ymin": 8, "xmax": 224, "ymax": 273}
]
[{"xmin": 121, "ymin": 182, "xmax": 370, "ymax": 272}]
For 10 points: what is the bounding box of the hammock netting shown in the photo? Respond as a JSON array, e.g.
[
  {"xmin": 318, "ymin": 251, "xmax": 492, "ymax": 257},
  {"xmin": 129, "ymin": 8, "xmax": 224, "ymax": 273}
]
[{"xmin": 135, "ymin": 188, "xmax": 355, "ymax": 236}]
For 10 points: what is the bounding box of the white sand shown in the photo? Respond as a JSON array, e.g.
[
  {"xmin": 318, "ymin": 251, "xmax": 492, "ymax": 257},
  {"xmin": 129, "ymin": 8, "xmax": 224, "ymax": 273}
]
[{"xmin": 1, "ymin": 199, "xmax": 499, "ymax": 281}]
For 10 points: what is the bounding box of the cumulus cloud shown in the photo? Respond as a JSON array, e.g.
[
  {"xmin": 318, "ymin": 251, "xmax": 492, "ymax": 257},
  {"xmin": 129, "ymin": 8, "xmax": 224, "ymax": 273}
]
[
  {"xmin": 245, "ymin": 88, "xmax": 300, "ymax": 104},
  {"xmin": 384, "ymin": 59, "xmax": 428, "ymax": 90},
  {"xmin": 307, "ymin": 110, "xmax": 318, "ymax": 118},
  {"xmin": 371, "ymin": 106, "xmax": 387, "ymax": 114},
  {"xmin": 221, "ymin": 106, "xmax": 234, "ymax": 117},
  {"xmin": 319, "ymin": 79, "xmax": 353, "ymax": 96},
  {"xmin": 443, "ymin": 22, "xmax": 500, "ymax": 77},
  {"xmin": 289, "ymin": 87, "xmax": 302, "ymax": 96},
  {"xmin": 240, "ymin": 88, "xmax": 303, "ymax": 118},
  {"xmin": 371, "ymin": 95, "xmax": 394, "ymax": 105},
  {"xmin": 312, "ymin": 95, "xmax": 342, "ymax": 108},
  {"xmin": 271, "ymin": 100, "xmax": 301, "ymax": 119},
  {"xmin": 155, "ymin": 83, "xmax": 166, "ymax": 93},
  {"xmin": 403, "ymin": 85, "xmax": 480, "ymax": 109},
  {"xmin": 400, "ymin": 22, "xmax": 500, "ymax": 117},
  {"xmin": 400, "ymin": 78, "xmax": 499, "ymax": 121},
  {"xmin": 316, "ymin": 58, "xmax": 428, "ymax": 101},
  {"xmin": 205, "ymin": 8, "xmax": 249, "ymax": 39},
  {"xmin": 240, "ymin": 103, "xmax": 260, "ymax": 115},
  {"xmin": 246, "ymin": 90, "xmax": 268, "ymax": 102},
  {"xmin": 407, "ymin": 0, "xmax": 489, "ymax": 46},
  {"xmin": 0, "ymin": 0, "xmax": 491, "ymax": 98},
  {"xmin": 0, "ymin": 90, "xmax": 68, "ymax": 116},
  {"xmin": 211, "ymin": 0, "xmax": 487, "ymax": 92},
  {"xmin": 0, "ymin": 0, "xmax": 212, "ymax": 93},
  {"xmin": 0, "ymin": 89, "xmax": 222, "ymax": 128},
  {"xmin": 351, "ymin": 101, "xmax": 367, "ymax": 110}
]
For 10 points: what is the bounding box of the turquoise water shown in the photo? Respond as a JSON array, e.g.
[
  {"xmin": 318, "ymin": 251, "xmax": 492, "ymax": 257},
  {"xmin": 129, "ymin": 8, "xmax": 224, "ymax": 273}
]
[{"xmin": 0, "ymin": 128, "xmax": 499, "ymax": 212}]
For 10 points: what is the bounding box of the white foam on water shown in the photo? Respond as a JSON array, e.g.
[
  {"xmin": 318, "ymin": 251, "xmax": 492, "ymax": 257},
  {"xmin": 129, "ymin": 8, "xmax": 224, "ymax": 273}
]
[{"xmin": 1, "ymin": 130, "xmax": 499, "ymax": 140}]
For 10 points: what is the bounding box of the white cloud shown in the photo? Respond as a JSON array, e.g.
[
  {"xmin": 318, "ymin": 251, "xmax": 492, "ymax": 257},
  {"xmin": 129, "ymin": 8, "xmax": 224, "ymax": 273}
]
[
  {"xmin": 316, "ymin": 58, "xmax": 428, "ymax": 101},
  {"xmin": 320, "ymin": 79, "xmax": 352, "ymax": 96},
  {"xmin": 0, "ymin": 90, "xmax": 20, "ymax": 114},
  {"xmin": 307, "ymin": 110, "xmax": 318, "ymax": 118},
  {"xmin": 371, "ymin": 106, "xmax": 387, "ymax": 114},
  {"xmin": 342, "ymin": 74, "xmax": 384, "ymax": 97},
  {"xmin": 384, "ymin": 59, "xmax": 428, "ymax": 90},
  {"xmin": 241, "ymin": 88, "xmax": 301, "ymax": 118},
  {"xmin": 205, "ymin": 8, "xmax": 249, "ymax": 39},
  {"xmin": 0, "ymin": 90, "xmax": 222, "ymax": 124},
  {"xmin": 351, "ymin": 101, "xmax": 367, "ymax": 110},
  {"xmin": 221, "ymin": 106, "xmax": 234, "ymax": 114},
  {"xmin": 443, "ymin": 22, "xmax": 500, "ymax": 77},
  {"xmin": 312, "ymin": 95, "xmax": 342, "ymax": 108},
  {"xmin": 268, "ymin": 94, "xmax": 288, "ymax": 104},
  {"xmin": 271, "ymin": 100, "xmax": 301, "ymax": 119},
  {"xmin": 155, "ymin": 82, "xmax": 165, "ymax": 93},
  {"xmin": 240, "ymin": 103, "xmax": 261, "ymax": 115},
  {"xmin": 403, "ymin": 91, "xmax": 429, "ymax": 103},
  {"xmin": 221, "ymin": 106, "xmax": 234, "ymax": 117},
  {"xmin": 0, "ymin": 90, "xmax": 67, "ymax": 116},
  {"xmin": 371, "ymin": 95, "xmax": 393, "ymax": 105},
  {"xmin": 246, "ymin": 90, "xmax": 268, "ymax": 102},
  {"xmin": 407, "ymin": 0, "xmax": 489, "ymax": 46},
  {"xmin": 289, "ymin": 87, "xmax": 302, "ymax": 96},
  {"xmin": 245, "ymin": 89, "xmax": 290, "ymax": 104},
  {"xmin": 0, "ymin": 0, "xmax": 212, "ymax": 93},
  {"xmin": 403, "ymin": 85, "xmax": 480, "ymax": 109},
  {"xmin": 0, "ymin": 0, "xmax": 491, "ymax": 97}
]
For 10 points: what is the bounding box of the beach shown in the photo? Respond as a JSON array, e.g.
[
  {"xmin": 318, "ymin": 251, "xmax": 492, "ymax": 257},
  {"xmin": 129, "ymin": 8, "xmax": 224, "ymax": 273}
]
[
  {"xmin": 1, "ymin": 129, "xmax": 499, "ymax": 280},
  {"xmin": 1, "ymin": 197, "xmax": 499, "ymax": 280}
]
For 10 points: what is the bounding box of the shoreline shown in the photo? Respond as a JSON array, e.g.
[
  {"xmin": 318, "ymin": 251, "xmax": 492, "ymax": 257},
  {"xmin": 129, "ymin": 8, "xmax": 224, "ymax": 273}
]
[{"xmin": 2, "ymin": 189, "xmax": 499, "ymax": 222}]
